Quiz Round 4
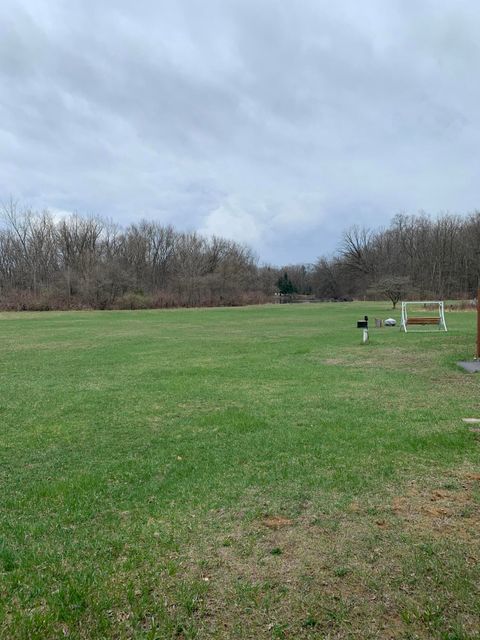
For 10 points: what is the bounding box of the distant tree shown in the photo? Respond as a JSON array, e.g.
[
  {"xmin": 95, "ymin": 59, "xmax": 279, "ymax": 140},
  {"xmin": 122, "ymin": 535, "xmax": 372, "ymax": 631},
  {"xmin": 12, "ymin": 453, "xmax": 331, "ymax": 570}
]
[
  {"xmin": 277, "ymin": 272, "xmax": 296, "ymax": 295},
  {"xmin": 371, "ymin": 276, "xmax": 411, "ymax": 309},
  {"xmin": 312, "ymin": 257, "xmax": 351, "ymax": 299}
]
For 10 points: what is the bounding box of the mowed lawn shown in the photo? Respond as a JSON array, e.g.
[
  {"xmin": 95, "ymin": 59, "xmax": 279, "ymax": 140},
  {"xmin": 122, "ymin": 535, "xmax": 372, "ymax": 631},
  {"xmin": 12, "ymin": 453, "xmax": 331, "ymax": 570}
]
[{"xmin": 1, "ymin": 303, "xmax": 479, "ymax": 639}]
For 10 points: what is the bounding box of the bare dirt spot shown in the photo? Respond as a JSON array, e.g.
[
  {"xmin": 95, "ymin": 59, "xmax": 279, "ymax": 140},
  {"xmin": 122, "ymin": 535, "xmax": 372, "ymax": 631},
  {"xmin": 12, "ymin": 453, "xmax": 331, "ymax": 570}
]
[
  {"xmin": 465, "ymin": 472, "xmax": 480, "ymax": 481},
  {"xmin": 391, "ymin": 472, "xmax": 480, "ymax": 540},
  {"xmin": 324, "ymin": 358, "xmax": 344, "ymax": 366},
  {"xmin": 375, "ymin": 519, "xmax": 389, "ymax": 528},
  {"xmin": 261, "ymin": 515, "xmax": 294, "ymax": 529},
  {"xmin": 322, "ymin": 347, "xmax": 438, "ymax": 374}
]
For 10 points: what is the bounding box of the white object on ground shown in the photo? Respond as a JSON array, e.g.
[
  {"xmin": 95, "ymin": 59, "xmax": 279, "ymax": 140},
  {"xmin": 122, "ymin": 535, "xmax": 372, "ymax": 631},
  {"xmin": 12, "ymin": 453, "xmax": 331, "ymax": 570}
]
[
  {"xmin": 462, "ymin": 418, "xmax": 480, "ymax": 423},
  {"xmin": 384, "ymin": 318, "xmax": 396, "ymax": 326}
]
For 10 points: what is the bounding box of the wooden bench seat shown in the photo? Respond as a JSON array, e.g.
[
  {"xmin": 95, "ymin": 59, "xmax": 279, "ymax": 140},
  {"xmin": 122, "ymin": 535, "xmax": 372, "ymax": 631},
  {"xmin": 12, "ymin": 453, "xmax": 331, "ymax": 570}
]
[{"xmin": 406, "ymin": 317, "xmax": 440, "ymax": 325}]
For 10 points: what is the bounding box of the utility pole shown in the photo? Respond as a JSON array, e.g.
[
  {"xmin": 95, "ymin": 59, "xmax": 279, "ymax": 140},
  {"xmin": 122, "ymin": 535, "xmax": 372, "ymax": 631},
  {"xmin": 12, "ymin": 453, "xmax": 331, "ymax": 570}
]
[{"xmin": 476, "ymin": 288, "xmax": 480, "ymax": 359}]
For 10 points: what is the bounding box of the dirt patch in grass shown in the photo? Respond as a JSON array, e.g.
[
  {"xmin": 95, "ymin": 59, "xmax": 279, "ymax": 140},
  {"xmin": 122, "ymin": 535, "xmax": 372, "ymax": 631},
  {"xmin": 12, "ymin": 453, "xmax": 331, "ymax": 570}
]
[
  {"xmin": 262, "ymin": 516, "xmax": 294, "ymax": 530},
  {"xmin": 391, "ymin": 471, "xmax": 480, "ymax": 542},
  {"xmin": 323, "ymin": 357, "xmax": 345, "ymax": 366},
  {"xmin": 323, "ymin": 347, "xmax": 438, "ymax": 373},
  {"xmin": 175, "ymin": 470, "xmax": 480, "ymax": 638}
]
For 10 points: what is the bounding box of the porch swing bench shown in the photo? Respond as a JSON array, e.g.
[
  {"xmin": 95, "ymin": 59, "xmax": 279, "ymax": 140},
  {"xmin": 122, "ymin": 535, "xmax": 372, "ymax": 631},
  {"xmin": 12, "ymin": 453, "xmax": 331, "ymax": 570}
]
[{"xmin": 400, "ymin": 301, "xmax": 448, "ymax": 333}]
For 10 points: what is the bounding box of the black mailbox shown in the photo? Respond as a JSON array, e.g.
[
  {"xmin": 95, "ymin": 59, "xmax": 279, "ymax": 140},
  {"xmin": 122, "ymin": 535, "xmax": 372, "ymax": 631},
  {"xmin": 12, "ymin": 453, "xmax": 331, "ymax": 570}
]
[{"xmin": 356, "ymin": 316, "xmax": 368, "ymax": 329}]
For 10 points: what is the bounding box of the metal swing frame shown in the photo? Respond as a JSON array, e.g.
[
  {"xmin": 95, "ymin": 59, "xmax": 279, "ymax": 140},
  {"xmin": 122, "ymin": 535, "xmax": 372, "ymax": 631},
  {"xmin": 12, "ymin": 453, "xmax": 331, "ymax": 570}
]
[{"xmin": 400, "ymin": 301, "xmax": 448, "ymax": 333}]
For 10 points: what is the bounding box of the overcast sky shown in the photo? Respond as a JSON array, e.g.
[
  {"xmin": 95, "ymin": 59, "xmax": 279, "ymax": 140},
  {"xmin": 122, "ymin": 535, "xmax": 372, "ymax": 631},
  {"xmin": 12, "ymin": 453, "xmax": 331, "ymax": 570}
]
[{"xmin": 1, "ymin": 1, "xmax": 479, "ymax": 264}]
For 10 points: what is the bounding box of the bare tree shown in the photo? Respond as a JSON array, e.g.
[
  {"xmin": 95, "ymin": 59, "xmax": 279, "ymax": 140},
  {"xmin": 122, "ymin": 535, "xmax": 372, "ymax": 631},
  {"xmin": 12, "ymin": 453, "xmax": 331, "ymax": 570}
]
[{"xmin": 369, "ymin": 276, "xmax": 411, "ymax": 309}]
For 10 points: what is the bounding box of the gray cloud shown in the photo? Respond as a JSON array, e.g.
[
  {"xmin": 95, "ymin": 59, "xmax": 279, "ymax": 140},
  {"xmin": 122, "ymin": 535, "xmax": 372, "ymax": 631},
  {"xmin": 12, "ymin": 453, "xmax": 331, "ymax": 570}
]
[{"xmin": 1, "ymin": 0, "xmax": 480, "ymax": 263}]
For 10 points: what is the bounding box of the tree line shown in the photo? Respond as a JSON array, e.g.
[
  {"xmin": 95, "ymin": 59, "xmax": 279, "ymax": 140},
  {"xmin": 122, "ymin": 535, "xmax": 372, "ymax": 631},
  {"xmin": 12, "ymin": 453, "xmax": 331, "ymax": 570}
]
[
  {"xmin": 0, "ymin": 204, "xmax": 479, "ymax": 310},
  {"xmin": 315, "ymin": 212, "xmax": 480, "ymax": 305},
  {"xmin": 255, "ymin": 212, "xmax": 480, "ymax": 306},
  {"xmin": 0, "ymin": 203, "xmax": 272, "ymax": 310}
]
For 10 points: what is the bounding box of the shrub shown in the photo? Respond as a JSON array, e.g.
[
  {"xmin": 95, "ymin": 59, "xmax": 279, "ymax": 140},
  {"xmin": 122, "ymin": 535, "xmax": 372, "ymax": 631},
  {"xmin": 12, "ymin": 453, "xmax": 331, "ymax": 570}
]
[{"xmin": 113, "ymin": 292, "xmax": 152, "ymax": 310}]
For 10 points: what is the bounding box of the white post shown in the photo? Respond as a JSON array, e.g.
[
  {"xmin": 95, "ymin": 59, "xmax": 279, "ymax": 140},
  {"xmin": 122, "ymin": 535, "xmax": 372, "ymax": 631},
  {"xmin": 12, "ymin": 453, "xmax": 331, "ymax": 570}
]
[
  {"xmin": 400, "ymin": 301, "xmax": 407, "ymax": 332},
  {"xmin": 439, "ymin": 301, "xmax": 448, "ymax": 331}
]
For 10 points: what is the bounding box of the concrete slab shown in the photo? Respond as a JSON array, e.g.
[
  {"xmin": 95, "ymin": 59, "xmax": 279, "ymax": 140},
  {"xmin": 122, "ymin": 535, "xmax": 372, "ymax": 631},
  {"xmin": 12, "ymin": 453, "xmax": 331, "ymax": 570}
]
[{"xmin": 457, "ymin": 360, "xmax": 480, "ymax": 373}]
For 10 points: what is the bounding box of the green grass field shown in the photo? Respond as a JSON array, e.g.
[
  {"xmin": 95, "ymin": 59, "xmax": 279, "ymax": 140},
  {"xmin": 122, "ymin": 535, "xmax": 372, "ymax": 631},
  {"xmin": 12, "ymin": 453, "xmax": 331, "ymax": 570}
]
[{"xmin": 1, "ymin": 303, "xmax": 479, "ymax": 639}]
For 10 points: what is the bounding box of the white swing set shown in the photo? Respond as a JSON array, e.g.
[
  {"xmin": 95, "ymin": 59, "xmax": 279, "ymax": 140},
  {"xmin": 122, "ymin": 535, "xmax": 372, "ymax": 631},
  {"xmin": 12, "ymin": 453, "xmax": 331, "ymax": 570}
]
[{"xmin": 400, "ymin": 301, "xmax": 447, "ymax": 333}]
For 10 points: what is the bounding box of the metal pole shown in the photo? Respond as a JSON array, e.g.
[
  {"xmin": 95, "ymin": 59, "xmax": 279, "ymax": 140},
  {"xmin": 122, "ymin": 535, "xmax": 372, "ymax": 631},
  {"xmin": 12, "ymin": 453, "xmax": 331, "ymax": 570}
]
[{"xmin": 476, "ymin": 288, "xmax": 480, "ymax": 359}]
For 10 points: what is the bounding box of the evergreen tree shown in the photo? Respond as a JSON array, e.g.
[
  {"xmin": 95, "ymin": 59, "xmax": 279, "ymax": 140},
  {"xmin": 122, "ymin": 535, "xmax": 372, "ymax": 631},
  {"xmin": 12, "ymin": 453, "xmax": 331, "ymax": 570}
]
[{"xmin": 277, "ymin": 272, "xmax": 296, "ymax": 294}]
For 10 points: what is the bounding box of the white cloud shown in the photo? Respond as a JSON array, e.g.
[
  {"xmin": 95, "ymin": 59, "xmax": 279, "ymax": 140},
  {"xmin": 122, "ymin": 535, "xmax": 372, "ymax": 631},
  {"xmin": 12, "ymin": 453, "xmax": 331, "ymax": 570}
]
[
  {"xmin": 199, "ymin": 197, "xmax": 265, "ymax": 246},
  {"xmin": 1, "ymin": 0, "xmax": 480, "ymax": 263}
]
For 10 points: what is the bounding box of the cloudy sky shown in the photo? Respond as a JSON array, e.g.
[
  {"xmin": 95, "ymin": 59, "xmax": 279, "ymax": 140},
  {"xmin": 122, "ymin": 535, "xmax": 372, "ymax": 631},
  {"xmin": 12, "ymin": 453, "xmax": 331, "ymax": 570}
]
[{"xmin": 1, "ymin": 1, "xmax": 479, "ymax": 264}]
